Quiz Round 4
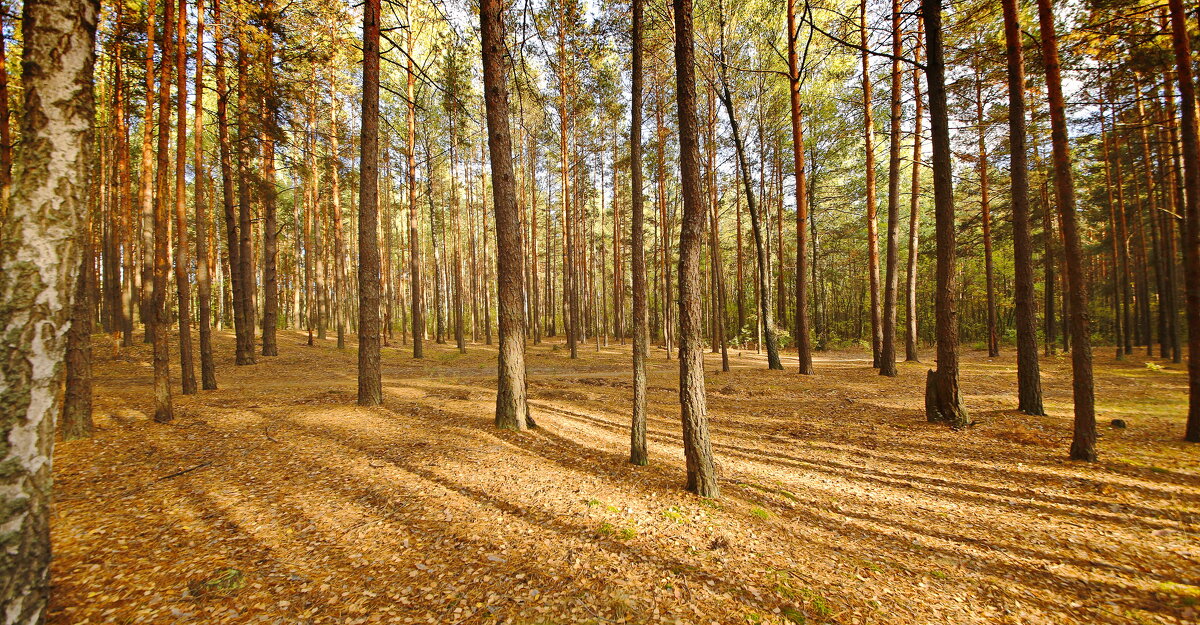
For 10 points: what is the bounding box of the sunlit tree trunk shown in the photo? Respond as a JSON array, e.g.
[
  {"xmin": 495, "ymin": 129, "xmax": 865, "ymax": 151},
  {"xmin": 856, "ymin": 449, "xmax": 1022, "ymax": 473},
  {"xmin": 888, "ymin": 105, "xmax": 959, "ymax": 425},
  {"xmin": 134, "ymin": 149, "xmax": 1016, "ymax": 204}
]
[
  {"xmin": 0, "ymin": 0, "xmax": 98, "ymax": 615},
  {"xmin": 975, "ymin": 64, "xmax": 998, "ymax": 358},
  {"xmin": 152, "ymin": 0, "xmax": 176, "ymax": 422},
  {"xmin": 193, "ymin": 0, "xmax": 216, "ymax": 389},
  {"xmin": 235, "ymin": 1, "xmax": 258, "ymax": 362},
  {"xmin": 905, "ymin": 17, "xmax": 922, "ymax": 363},
  {"xmin": 673, "ymin": 0, "xmax": 719, "ymax": 498},
  {"xmin": 879, "ymin": 0, "xmax": 902, "ymax": 376},
  {"xmin": 358, "ymin": 0, "xmax": 382, "ymax": 405},
  {"xmin": 789, "ymin": 0, "xmax": 813, "ymax": 375},
  {"xmin": 921, "ymin": 0, "xmax": 967, "ymax": 427},
  {"xmin": 630, "ymin": 0, "xmax": 649, "ymax": 464},
  {"xmin": 481, "ymin": 0, "xmax": 532, "ymax": 430},
  {"xmin": 174, "ymin": 0, "xmax": 196, "ymax": 393},
  {"xmin": 139, "ymin": 0, "xmax": 157, "ymax": 344},
  {"xmin": 861, "ymin": 0, "xmax": 881, "ymax": 368},
  {"xmin": 1037, "ymin": 0, "xmax": 1096, "ymax": 459}
]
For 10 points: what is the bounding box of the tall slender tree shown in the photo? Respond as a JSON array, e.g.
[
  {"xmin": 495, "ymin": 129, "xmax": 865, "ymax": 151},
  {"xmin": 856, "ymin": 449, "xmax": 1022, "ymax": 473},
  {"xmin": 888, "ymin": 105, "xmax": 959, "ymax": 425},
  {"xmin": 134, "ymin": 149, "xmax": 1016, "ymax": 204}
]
[
  {"xmin": 789, "ymin": 0, "xmax": 813, "ymax": 375},
  {"xmin": 358, "ymin": 0, "xmax": 383, "ymax": 405},
  {"xmin": 630, "ymin": 0, "xmax": 649, "ymax": 464},
  {"xmin": 1037, "ymin": 0, "xmax": 1095, "ymax": 460},
  {"xmin": 1002, "ymin": 0, "xmax": 1043, "ymax": 415},
  {"xmin": 195, "ymin": 0, "xmax": 217, "ymax": 390}
]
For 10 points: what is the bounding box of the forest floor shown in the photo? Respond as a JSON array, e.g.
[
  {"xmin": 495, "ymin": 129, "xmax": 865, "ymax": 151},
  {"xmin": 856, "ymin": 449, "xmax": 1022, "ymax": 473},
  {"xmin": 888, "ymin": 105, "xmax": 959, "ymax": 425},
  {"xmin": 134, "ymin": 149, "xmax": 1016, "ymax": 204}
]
[{"xmin": 49, "ymin": 330, "xmax": 1200, "ymax": 625}]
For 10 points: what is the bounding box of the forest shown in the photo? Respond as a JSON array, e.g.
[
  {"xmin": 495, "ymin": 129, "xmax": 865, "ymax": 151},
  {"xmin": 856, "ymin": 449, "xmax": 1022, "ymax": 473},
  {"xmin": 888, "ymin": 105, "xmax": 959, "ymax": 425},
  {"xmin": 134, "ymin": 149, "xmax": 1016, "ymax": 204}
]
[{"xmin": 0, "ymin": 0, "xmax": 1199, "ymax": 621}]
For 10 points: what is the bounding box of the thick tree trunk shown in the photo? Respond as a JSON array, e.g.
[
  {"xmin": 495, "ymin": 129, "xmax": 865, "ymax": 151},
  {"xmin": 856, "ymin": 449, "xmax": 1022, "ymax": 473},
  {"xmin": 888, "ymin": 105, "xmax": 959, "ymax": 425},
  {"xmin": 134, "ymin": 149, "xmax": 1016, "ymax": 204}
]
[
  {"xmin": 1001, "ymin": 0, "xmax": 1044, "ymax": 415},
  {"xmin": 358, "ymin": 0, "xmax": 382, "ymax": 405},
  {"xmin": 481, "ymin": 0, "xmax": 532, "ymax": 430},
  {"xmin": 921, "ymin": 0, "xmax": 968, "ymax": 427},
  {"xmin": 1037, "ymin": 0, "xmax": 1095, "ymax": 460},
  {"xmin": 789, "ymin": 0, "xmax": 813, "ymax": 375},
  {"xmin": 0, "ymin": 1, "xmax": 97, "ymax": 616},
  {"xmin": 1167, "ymin": 0, "xmax": 1200, "ymax": 442},
  {"xmin": 407, "ymin": 6, "xmax": 423, "ymax": 358},
  {"xmin": 673, "ymin": 0, "xmax": 719, "ymax": 498}
]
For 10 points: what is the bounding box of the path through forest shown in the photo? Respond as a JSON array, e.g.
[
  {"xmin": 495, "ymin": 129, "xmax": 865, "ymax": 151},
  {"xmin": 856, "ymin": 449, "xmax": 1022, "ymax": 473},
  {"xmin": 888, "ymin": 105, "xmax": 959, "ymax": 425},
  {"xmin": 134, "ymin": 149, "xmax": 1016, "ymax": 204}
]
[{"xmin": 50, "ymin": 332, "xmax": 1199, "ymax": 624}]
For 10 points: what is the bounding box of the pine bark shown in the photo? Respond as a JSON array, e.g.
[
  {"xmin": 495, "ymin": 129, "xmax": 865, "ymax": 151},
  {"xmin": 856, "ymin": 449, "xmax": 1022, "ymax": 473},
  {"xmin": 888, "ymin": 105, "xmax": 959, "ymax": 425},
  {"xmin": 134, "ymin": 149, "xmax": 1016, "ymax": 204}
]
[
  {"xmin": 861, "ymin": 0, "xmax": 882, "ymax": 368},
  {"xmin": 1001, "ymin": 0, "xmax": 1044, "ymax": 415},
  {"xmin": 358, "ymin": 0, "xmax": 382, "ymax": 405},
  {"xmin": 630, "ymin": 0, "xmax": 649, "ymax": 464},
  {"xmin": 482, "ymin": 0, "xmax": 532, "ymax": 430},
  {"xmin": 879, "ymin": 0, "xmax": 902, "ymax": 376},
  {"xmin": 407, "ymin": 3, "xmax": 423, "ymax": 358},
  {"xmin": 153, "ymin": 0, "xmax": 176, "ymax": 422},
  {"xmin": 905, "ymin": 18, "xmax": 922, "ymax": 363},
  {"xmin": 174, "ymin": 0, "xmax": 196, "ymax": 393},
  {"xmin": 789, "ymin": 0, "xmax": 813, "ymax": 375},
  {"xmin": 673, "ymin": 0, "xmax": 719, "ymax": 497},
  {"xmin": 1037, "ymin": 0, "xmax": 1095, "ymax": 459},
  {"xmin": 921, "ymin": 0, "xmax": 968, "ymax": 427},
  {"xmin": 193, "ymin": 0, "xmax": 216, "ymax": 389},
  {"xmin": 1167, "ymin": 0, "xmax": 1200, "ymax": 442}
]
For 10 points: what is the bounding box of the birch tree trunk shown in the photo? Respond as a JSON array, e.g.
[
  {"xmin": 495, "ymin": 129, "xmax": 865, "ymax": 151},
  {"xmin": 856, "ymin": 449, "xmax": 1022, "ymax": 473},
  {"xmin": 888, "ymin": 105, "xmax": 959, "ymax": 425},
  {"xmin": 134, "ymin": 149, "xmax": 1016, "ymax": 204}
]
[{"xmin": 0, "ymin": 0, "xmax": 98, "ymax": 617}]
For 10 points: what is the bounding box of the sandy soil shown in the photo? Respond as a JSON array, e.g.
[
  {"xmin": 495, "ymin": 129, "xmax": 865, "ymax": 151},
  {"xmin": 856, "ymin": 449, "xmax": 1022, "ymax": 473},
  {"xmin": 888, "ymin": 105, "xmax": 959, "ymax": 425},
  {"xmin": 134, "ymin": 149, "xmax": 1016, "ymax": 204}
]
[{"xmin": 48, "ymin": 330, "xmax": 1200, "ymax": 624}]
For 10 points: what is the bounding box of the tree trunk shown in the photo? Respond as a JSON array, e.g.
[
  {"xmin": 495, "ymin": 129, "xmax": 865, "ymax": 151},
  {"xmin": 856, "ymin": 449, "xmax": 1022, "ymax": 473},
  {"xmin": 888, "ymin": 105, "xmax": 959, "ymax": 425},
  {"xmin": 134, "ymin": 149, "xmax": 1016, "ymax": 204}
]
[
  {"xmin": 140, "ymin": 0, "xmax": 157, "ymax": 344},
  {"xmin": 174, "ymin": 0, "xmax": 196, "ymax": 394},
  {"xmin": 481, "ymin": 0, "xmax": 532, "ymax": 430},
  {"xmin": 716, "ymin": 36, "xmax": 782, "ymax": 370},
  {"xmin": 976, "ymin": 65, "xmax": 998, "ymax": 358},
  {"xmin": 358, "ymin": 0, "xmax": 382, "ymax": 405},
  {"xmin": 630, "ymin": 0, "xmax": 649, "ymax": 464},
  {"xmin": 153, "ymin": 0, "xmax": 176, "ymax": 422},
  {"xmin": 789, "ymin": 0, "xmax": 813, "ymax": 375},
  {"xmin": 861, "ymin": 0, "xmax": 882, "ymax": 368},
  {"xmin": 1037, "ymin": 0, "xmax": 1095, "ymax": 460},
  {"xmin": 235, "ymin": 4, "xmax": 257, "ymax": 363},
  {"xmin": 879, "ymin": 0, "xmax": 902, "ymax": 376},
  {"xmin": 0, "ymin": 0, "xmax": 97, "ymax": 616},
  {"xmin": 905, "ymin": 18, "xmax": 922, "ymax": 363},
  {"xmin": 194, "ymin": 0, "xmax": 216, "ymax": 389},
  {"xmin": 260, "ymin": 1, "xmax": 279, "ymax": 357},
  {"xmin": 1167, "ymin": 0, "xmax": 1200, "ymax": 442},
  {"xmin": 674, "ymin": 0, "xmax": 719, "ymax": 498},
  {"xmin": 214, "ymin": 0, "xmax": 249, "ymax": 364},
  {"xmin": 1001, "ymin": 0, "xmax": 1043, "ymax": 415},
  {"xmin": 406, "ymin": 7, "xmax": 423, "ymax": 358},
  {"xmin": 921, "ymin": 0, "xmax": 967, "ymax": 427},
  {"xmin": 63, "ymin": 224, "xmax": 95, "ymax": 440}
]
